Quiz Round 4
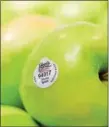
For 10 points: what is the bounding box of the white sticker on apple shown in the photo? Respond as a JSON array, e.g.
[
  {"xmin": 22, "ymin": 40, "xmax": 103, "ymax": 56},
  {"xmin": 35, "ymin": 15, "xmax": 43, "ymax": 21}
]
[{"xmin": 33, "ymin": 57, "xmax": 58, "ymax": 88}]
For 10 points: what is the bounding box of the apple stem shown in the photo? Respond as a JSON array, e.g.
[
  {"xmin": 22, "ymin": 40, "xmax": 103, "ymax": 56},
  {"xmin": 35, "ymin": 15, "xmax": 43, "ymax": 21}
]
[{"xmin": 99, "ymin": 72, "xmax": 108, "ymax": 81}]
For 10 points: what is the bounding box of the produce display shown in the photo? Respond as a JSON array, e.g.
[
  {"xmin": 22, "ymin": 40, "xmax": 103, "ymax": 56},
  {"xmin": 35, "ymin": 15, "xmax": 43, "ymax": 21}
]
[{"xmin": 1, "ymin": 1, "xmax": 108, "ymax": 126}]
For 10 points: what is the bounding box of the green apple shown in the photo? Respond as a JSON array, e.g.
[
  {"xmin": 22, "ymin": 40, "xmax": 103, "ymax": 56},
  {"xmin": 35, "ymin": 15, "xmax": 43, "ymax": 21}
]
[
  {"xmin": 7, "ymin": 1, "xmax": 62, "ymax": 16},
  {"xmin": 1, "ymin": 1, "xmax": 60, "ymax": 26},
  {"xmin": 20, "ymin": 22, "xmax": 108, "ymax": 126},
  {"xmin": 1, "ymin": 105, "xmax": 38, "ymax": 126},
  {"xmin": 1, "ymin": 14, "xmax": 57, "ymax": 108},
  {"xmin": 54, "ymin": 1, "xmax": 108, "ymax": 24},
  {"xmin": 1, "ymin": 1, "xmax": 46, "ymax": 26},
  {"xmin": 1, "ymin": 1, "xmax": 40, "ymax": 26}
]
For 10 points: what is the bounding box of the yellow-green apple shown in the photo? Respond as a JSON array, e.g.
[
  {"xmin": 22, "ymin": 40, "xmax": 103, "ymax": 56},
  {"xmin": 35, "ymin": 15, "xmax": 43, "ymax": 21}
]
[
  {"xmin": 1, "ymin": 1, "xmax": 45, "ymax": 26},
  {"xmin": 1, "ymin": 14, "xmax": 58, "ymax": 108},
  {"xmin": 1, "ymin": 1, "xmax": 60, "ymax": 26},
  {"xmin": 1, "ymin": 105, "xmax": 38, "ymax": 126},
  {"xmin": 6, "ymin": 1, "xmax": 62, "ymax": 16},
  {"xmin": 54, "ymin": 1, "xmax": 108, "ymax": 24},
  {"xmin": 20, "ymin": 22, "xmax": 108, "ymax": 126}
]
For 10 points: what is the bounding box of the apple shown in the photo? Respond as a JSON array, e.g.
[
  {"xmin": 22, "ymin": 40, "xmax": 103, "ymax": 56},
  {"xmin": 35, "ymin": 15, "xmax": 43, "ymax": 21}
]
[
  {"xmin": 7, "ymin": 1, "xmax": 62, "ymax": 16},
  {"xmin": 1, "ymin": 14, "xmax": 58, "ymax": 108},
  {"xmin": 1, "ymin": 1, "xmax": 61, "ymax": 26},
  {"xmin": 1, "ymin": 1, "xmax": 41, "ymax": 26},
  {"xmin": 20, "ymin": 22, "xmax": 108, "ymax": 126},
  {"xmin": 1, "ymin": 1, "xmax": 46, "ymax": 26},
  {"xmin": 54, "ymin": 1, "xmax": 108, "ymax": 25},
  {"xmin": 1, "ymin": 105, "xmax": 38, "ymax": 126}
]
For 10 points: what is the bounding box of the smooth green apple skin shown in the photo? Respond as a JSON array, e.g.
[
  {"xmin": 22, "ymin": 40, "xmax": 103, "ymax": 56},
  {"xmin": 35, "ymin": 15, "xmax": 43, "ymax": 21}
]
[
  {"xmin": 1, "ymin": 15, "xmax": 57, "ymax": 108},
  {"xmin": 20, "ymin": 22, "xmax": 107, "ymax": 126},
  {"xmin": 96, "ymin": 9, "xmax": 107, "ymax": 51},
  {"xmin": 54, "ymin": 1, "xmax": 107, "ymax": 25},
  {"xmin": 98, "ymin": 10, "xmax": 107, "ymax": 35},
  {"xmin": 1, "ymin": 105, "xmax": 38, "ymax": 126}
]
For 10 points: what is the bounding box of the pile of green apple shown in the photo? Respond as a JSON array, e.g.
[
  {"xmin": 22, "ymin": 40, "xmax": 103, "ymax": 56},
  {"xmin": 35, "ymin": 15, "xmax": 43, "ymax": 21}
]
[{"xmin": 1, "ymin": 1, "xmax": 108, "ymax": 126}]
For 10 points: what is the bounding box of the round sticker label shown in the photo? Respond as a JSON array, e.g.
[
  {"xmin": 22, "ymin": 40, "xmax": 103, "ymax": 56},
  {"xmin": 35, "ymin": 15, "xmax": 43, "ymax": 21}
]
[{"xmin": 33, "ymin": 57, "xmax": 58, "ymax": 88}]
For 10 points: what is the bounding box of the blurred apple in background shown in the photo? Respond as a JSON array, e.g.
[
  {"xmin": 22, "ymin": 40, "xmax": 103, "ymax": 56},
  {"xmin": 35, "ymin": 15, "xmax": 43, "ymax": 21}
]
[
  {"xmin": 53, "ymin": 1, "xmax": 108, "ymax": 25},
  {"xmin": 1, "ymin": 1, "xmax": 61, "ymax": 26},
  {"xmin": 1, "ymin": 14, "xmax": 58, "ymax": 108},
  {"xmin": 1, "ymin": 1, "xmax": 43, "ymax": 26},
  {"xmin": 1, "ymin": 105, "xmax": 38, "ymax": 126}
]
